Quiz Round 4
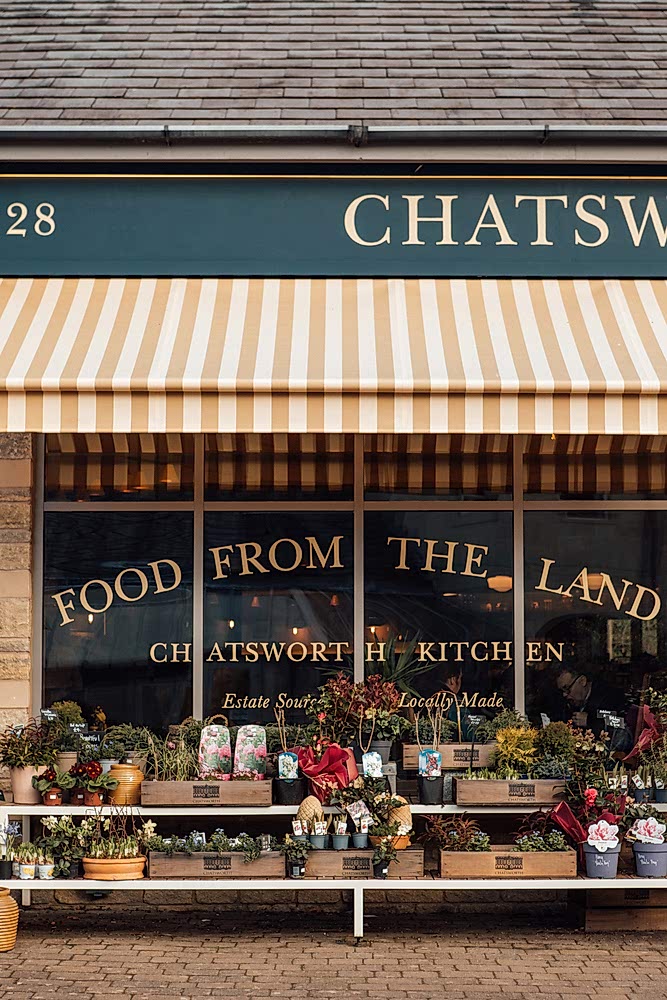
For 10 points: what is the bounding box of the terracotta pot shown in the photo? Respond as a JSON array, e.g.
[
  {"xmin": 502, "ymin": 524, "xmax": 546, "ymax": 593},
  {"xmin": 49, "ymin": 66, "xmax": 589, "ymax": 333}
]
[
  {"xmin": 82, "ymin": 856, "xmax": 146, "ymax": 881},
  {"xmin": 0, "ymin": 888, "xmax": 19, "ymax": 951},
  {"xmin": 83, "ymin": 790, "xmax": 104, "ymax": 807},
  {"xmin": 70, "ymin": 787, "xmax": 86, "ymax": 805},
  {"xmin": 42, "ymin": 789, "xmax": 63, "ymax": 806},
  {"xmin": 107, "ymin": 764, "xmax": 144, "ymax": 806},
  {"xmin": 369, "ymin": 834, "xmax": 410, "ymax": 851},
  {"xmin": 10, "ymin": 767, "xmax": 41, "ymax": 805},
  {"xmin": 55, "ymin": 752, "xmax": 78, "ymax": 772}
]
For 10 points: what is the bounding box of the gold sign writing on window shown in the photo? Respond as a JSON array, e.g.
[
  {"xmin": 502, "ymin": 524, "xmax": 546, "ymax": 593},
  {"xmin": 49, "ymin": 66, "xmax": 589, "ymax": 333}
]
[{"xmin": 535, "ymin": 558, "xmax": 661, "ymax": 622}]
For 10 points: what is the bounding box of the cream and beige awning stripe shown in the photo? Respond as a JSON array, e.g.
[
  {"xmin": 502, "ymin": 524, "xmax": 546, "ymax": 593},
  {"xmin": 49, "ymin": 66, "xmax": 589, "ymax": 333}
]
[{"xmin": 3, "ymin": 277, "xmax": 667, "ymax": 433}]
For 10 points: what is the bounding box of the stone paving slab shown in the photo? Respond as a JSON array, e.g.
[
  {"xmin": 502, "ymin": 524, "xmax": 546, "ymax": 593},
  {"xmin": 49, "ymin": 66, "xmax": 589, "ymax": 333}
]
[{"xmin": 1, "ymin": 910, "xmax": 667, "ymax": 1000}]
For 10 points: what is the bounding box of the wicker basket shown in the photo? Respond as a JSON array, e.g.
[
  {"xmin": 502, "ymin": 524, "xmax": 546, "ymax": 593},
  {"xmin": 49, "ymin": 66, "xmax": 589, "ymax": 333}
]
[{"xmin": 0, "ymin": 889, "xmax": 19, "ymax": 951}]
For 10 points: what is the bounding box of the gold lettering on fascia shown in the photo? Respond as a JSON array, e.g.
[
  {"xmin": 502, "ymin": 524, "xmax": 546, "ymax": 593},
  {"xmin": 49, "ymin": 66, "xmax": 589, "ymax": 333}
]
[
  {"xmin": 535, "ymin": 558, "xmax": 661, "ymax": 622},
  {"xmin": 343, "ymin": 192, "xmax": 667, "ymax": 249}
]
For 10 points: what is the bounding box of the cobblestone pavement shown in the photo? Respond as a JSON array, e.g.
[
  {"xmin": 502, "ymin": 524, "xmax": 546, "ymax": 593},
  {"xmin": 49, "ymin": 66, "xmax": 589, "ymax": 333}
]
[{"xmin": 2, "ymin": 909, "xmax": 667, "ymax": 1000}]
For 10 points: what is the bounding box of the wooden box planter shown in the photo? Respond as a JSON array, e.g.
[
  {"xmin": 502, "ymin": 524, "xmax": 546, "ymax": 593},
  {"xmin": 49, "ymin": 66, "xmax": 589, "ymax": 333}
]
[
  {"xmin": 454, "ymin": 778, "xmax": 566, "ymax": 806},
  {"xmin": 140, "ymin": 779, "xmax": 273, "ymax": 807},
  {"xmin": 402, "ymin": 743, "xmax": 495, "ymax": 771},
  {"xmin": 148, "ymin": 851, "xmax": 283, "ymax": 879},
  {"xmin": 305, "ymin": 848, "xmax": 424, "ymax": 880},
  {"xmin": 439, "ymin": 846, "xmax": 577, "ymax": 879}
]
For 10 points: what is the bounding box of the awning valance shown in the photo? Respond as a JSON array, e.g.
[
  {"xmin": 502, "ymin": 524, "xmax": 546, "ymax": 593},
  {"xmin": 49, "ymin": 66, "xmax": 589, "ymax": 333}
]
[{"xmin": 2, "ymin": 277, "xmax": 667, "ymax": 433}]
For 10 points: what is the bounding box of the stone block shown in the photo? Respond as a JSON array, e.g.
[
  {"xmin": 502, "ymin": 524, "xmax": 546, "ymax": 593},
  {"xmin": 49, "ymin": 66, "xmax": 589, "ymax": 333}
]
[
  {"xmin": 0, "ymin": 435, "xmax": 32, "ymax": 460},
  {"xmin": 0, "ymin": 653, "xmax": 29, "ymax": 679},
  {"xmin": 0, "ymin": 503, "xmax": 31, "ymax": 531},
  {"xmin": 0, "ymin": 598, "xmax": 30, "ymax": 637},
  {"xmin": 0, "ymin": 707, "xmax": 28, "ymax": 729},
  {"xmin": 0, "ymin": 679, "xmax": 30, "ymax": 708},
  {"xmin": 0, "ymin": 572, "xmax": 31, "ymax": 599},
  {"xmin": 0, "ymin": 460, "xmax": 31, "ymax": 489},
  {"xmin": 144, "ymin": 890, "xmax": 196, "ymax": 905},
  {"xmin": 0, "ymin": 638, "xmax": 30, "ymax": 653},
  {"xmin": 0, "ymin": 544, "xmax": 31, "ymax": 570},
  {"xmin": 195, "ymin": 890, "xmax": 239, "ymax": 904}
]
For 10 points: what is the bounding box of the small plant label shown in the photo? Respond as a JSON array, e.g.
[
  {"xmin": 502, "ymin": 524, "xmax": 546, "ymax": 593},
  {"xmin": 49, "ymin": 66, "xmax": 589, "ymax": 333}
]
[
  {"xmin": 418, "ymin": 749, "xmax": 442, "ymax": 777},
  {"xmin": 362, "ymin": 751, "xmax": 383, "ymax": 778},
  {"xmin": 278, "ymin": 752, "xmax": 299, "ymax": 779}
]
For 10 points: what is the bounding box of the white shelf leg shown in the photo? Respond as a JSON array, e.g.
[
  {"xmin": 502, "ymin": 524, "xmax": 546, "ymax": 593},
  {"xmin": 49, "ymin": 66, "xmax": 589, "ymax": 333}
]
[
  {"xmin": 21, "ymin": 814, "xmax": 30, "ymax": 907},
  {"xmin": 353, "ymin": 885, "xmax": 364, "ymax": 939}
]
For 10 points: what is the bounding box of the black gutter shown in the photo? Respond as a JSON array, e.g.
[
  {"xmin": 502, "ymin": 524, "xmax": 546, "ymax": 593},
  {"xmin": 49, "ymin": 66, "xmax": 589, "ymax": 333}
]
[{"xmin": 1, "ymin": 125, "xmax": 667, "ymax": 145}]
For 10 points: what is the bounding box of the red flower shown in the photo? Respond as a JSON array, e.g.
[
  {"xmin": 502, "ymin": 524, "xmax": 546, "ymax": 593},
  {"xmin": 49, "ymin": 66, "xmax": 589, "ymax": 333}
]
[
  {"xmin": 85, "ymin": 761, "xmax": 102, "ymax": 779},
  {"xmin": 317, "ymin": 712, "xmax": 327, "ymax": 722},
  {"xmin": 42, "ymin": 767, "xmax": 56, "ymax": 782},
  {"xmin": 583, "ymin": 787, "xmax": 598, "ymax": 808}
]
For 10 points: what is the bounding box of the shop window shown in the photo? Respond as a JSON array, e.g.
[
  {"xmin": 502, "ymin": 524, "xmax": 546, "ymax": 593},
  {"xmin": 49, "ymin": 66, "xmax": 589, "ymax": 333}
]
[
  {"xmin": 524, "ymin": 511, "xmax": 667, "ymax": 745},
  {"xmin": 45, "ymin": 433, "xmax": 195, "ymax": 501},
  {"xmin": 205, "ymin": 433, "xmax": 354, "ymax": 501},
  {"xmin": 364, "ymin": 434, "xmax": 512, "ymax": 500},
  {"xmin": 203, "ymin": 510, "xmax": 353, "ymax": 723},
  {"xmin": 43, "ymin": 510, "xmax": 193, "ymax": 730},
  {"xmin": 364, "ymin": 511, "xmax": 514, "ymax": 725},
  {"xmin": 524, "ymin": 435, "xmax": 667, "ymax": 500}
]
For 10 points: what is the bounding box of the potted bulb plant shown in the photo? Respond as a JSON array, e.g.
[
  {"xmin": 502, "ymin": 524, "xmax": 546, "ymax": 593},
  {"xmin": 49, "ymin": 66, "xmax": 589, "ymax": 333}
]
[
  {"xmin": 372, "ymin": 837, "xmax": 398, "ymax": 879},
  {"xmin": 279, "ymin": 835, "xmax": 313, "ymax": 879},
  {"xmin": 16, "ymin": 842, "xmax": 38, "ymax": 880},
  {"xmin": 82, "ymin": 810, "xmax": 154, "ymax": 880},
  {"xmin": 36, "ymin": 852, "xmax": 55, "ymax": 880},
  {"xmin": 0, "ymin": 820, "xmax": 20, "ymax": 879},
  {"xmin": 0, "ymin": 720, "xmax": 57, "ymax": 804},
  {"xmin": 32, "ymin": 766, "xmax": 76, "ymax": 806}
]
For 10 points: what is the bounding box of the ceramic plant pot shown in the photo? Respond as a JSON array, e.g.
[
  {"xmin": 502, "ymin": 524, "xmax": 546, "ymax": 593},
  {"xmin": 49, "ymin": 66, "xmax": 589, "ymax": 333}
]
[
  {"xmin": 82, "ymin": 856, "xmax": 146, "ymax": 881},
  {"xmin": 83, "ymin": 790, "xmax": 104, "ymax": 807},
  {"xmin": 10, "ymin": 767, "xmax": 41, "ymax": 805},
  {"xmin": 99, "ymin": 759, "xmax": 119, "ymax": 775},
  {"xmin": 70, "ymin": 787, "xmax": 86, "ymax": 805},
  {"xmin": 633, "ymin": 841, "xmax": 667, "ymax": 878},
  {"xmin": 18, "ymin": 863, "xmax": 35, "ymax": 880},
  {"xmin": 37, "ymin": 863, "xmax": 54, "ymax": 880},
  {"xmin": 42, "ymin": 789, "xmax": 63, "ymax": 807},
  {"xmin": 0, "ymin": 889, "xmax": 19, "ymax": 951},
  {"xmin": 55, "ymin": 752, "xmax": 78, "ymax": 773},
  {"xmin": 583, "ymin": 843, "xmax": 621, "ymax": 878},
  {"xmin": 107, "ymin": 764, "xmax": 143, "ymax": 806}
]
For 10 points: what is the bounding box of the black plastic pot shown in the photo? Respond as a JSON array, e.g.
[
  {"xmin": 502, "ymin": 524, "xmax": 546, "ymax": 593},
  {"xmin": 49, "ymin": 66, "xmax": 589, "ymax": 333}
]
[
  {"xmin": 287, "ymin": 860, "xmax": 306, "ymax": 879},
  {"xmin": 373, "ymin": 862, "xmax": 389, "ymax": 879},
  {"xmin": 273, "ymin": 777, "xmax": 306, "ymax": 805},
  {"xmin": 418, "ymin": 775, "xmax": 444, "ymax": 805},
  {"xmin": 60, "ymin": 860, "xmax": 82, "ymax": 879},
  {"xmin": 0, "ymin": 860, "xmax": 12, "ymax": 879}
]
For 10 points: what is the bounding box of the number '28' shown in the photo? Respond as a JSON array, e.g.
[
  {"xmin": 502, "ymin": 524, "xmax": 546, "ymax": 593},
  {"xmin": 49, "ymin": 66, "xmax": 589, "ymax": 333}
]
[{"xmin": 6, "ymin": 203, "xmax": 56, "ymax": 237}]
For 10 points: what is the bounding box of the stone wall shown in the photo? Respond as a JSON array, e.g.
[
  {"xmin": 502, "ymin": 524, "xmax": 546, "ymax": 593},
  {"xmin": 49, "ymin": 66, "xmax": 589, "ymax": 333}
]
[{"xmin": 0, "ymin": 433, "xmax": 33, "ymax": 790}]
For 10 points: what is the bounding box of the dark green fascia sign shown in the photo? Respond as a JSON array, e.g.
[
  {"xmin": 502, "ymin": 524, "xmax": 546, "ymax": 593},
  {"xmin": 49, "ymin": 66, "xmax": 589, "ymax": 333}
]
[{"xmin": 2, "ymin": 174, "xmax": 667, "ymax": 276}]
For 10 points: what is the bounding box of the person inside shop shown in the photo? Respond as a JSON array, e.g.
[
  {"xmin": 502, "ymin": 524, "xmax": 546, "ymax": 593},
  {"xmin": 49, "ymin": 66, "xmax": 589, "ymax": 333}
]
[{"xmin": 555, "ymin": 665, "xmax": 632, "ymax": 749}]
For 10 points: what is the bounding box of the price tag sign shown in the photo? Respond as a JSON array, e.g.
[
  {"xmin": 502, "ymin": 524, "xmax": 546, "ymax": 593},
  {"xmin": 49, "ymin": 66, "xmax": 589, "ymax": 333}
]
[
  {"xmin": 79, "ymin": 732, "xmax": 102, "ymax": 746},
  {"xmin": 68, "ymin": 722, "xmax": 87, "ymax": 734},
  {"xmin": 40, "ymin": 709, "xmax": 57, "ymax": 723},
  {"xmin": 466, "ymin": 715, "xmax": 484, "ymax": 729}
]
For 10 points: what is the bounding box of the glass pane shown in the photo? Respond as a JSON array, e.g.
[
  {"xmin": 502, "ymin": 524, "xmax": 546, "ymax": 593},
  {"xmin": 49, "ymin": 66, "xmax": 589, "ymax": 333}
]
[
  {"xmin": 364, "ymin": 434, "xmax": 512, "ymax": 500},
  {"xmin": 45, "ymin": 433, "xmax": 195, "ymax": 501},
  {"xmin": 205, "ymin": 433, "xmax": 354, "ymax": 500},
  {"xmin": 524, "ymin": 435, "xmax": 667, "ymax": 500},
  {"xmin": 204, "ymin": 511, "xmax": 353, "ymax": 723},
  {"xmin": 524, "ymin": 510, "xmax": 667, "ymax": 746},
  {"xmin": 364, "ymin": 511, "xmax": 514, "ymax": 724},
  {"xmin": 44, "ymin": 511, "xmax": 193, "ymax": 729}
]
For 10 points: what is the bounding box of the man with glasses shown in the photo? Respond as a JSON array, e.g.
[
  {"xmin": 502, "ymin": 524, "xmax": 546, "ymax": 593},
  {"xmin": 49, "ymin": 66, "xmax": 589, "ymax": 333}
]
[{"xmin": 555, "ymin": 666, "xmax": 631, "ymax": 749}]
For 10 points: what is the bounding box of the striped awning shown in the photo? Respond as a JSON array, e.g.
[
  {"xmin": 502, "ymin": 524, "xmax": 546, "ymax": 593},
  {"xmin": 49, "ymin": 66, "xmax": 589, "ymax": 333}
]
[{"xmin": 3, "ymin": 277, "xmax": 667, "ymax": 433}]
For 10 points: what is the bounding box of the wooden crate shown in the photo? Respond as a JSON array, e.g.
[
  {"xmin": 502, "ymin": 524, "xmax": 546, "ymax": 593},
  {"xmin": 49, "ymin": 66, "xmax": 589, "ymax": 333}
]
[
  {"xmin": 454, "ymin": 778, "xmax": 566, "ymax": 806},
  {"xmin": 402, "ymin": 743, "xmax": 495, "ymax": 770},
  {"xmin": 141, "ymin": 780, "xmax": 273, "ymax": 806},
  {"xmin": 439, "ymin": 846, "xmax": 577, "ymax": 879},
  {"xmin": 584, "ymin": 888, "xmax": 667, "ymax": 930},
  {"xmin": 148, "ymin": 851, "xmax": 283, "ymax": 879},
  {"xmin": 305, "ymin": 848, "xmax": 424, "ymax": 880}
]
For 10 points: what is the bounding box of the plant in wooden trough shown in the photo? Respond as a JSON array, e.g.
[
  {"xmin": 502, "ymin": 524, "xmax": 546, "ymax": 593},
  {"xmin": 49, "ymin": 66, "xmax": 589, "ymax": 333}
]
[
  {"xmin": 422, "ymin": 814, "xmax": 491, "ymax": 853},
  {"xmin": 280, "ymin": 835, "xmax": 313, "ymax": 878}
]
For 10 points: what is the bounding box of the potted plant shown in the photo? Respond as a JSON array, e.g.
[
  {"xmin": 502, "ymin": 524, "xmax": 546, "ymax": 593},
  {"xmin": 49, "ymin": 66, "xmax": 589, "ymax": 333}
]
[
  {"xmin": 415, "ymin": 708, "xmax": 446, "ymax": 805},
  {"xmin": 583, "ymin": 819, "xmax": 621, "ymax": 878},
  {"xmin": 82, "ymin": 809, "xmax": 155, "ymax": 880},
  {"xmin": 99, "ymin": 738, "xmax": 124, "ymax": 774},
  {"xmin": 75, "ymin": 761, "xmax": 120, "ymax": 805},
  {"xmin": 372, "ymin": 837, "xmax": 398, "ymax": 879},
  {"xmin": 36, "ymin": 852, "xmax": 55, "ymax": 880},
  {"xmin": 102, "ymin": 723, "xmax": 152, "ymax": 772},
  {"xmin": 280, "ymin": 835, "xmax": 313, "ymax": 879},
  {"xmin": 31, "ymin": 766, "xmax": 76, "ymax": 805},
  {"xmin": 272, "ymin": 709, "xmax": 306, "ymax": 805},
  {"xmin": 358, "ymin": 675, "xmax": 411, "ymax": 764},
  {"xmin": 40, "ymin": 814, "xmax": 93, "ymax": 879},
  {"xmin": 0, "ymin": 820, "xmax": 20, "ymax": 879},
  {"xmin": 332, "ymin": 776, "xmax": 413, "ymax": 849},
  {"xmin": 16, "ymin": 842, "xmax": 38, "ymax": 880},
  {"xmin": 627, "ymin": 816, "xmax": 667, "ymax": 877},
  {"xmin": 0, "ymin": 720, "xmax": 57, "ymax": 804}
]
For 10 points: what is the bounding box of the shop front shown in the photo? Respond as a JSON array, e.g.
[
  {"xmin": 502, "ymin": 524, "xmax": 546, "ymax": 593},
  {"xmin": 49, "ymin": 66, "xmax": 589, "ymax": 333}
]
[{"xmin": 1, "ymin": 163, "xmax": 667, "ymax": 933}]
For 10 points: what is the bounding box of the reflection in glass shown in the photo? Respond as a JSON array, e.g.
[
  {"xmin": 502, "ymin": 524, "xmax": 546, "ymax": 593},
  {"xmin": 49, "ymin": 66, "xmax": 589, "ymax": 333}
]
[
  {"xmin": 43, "ymin": 511, "xmax": 193, "ymax": 730},
  {"xmin": 364, "ymin": 511, "xmax": 514, "ymax": 725},
  {"xmin": 204, "ymin": 511, "xmax": 353, "ymax": 724},
  {"xmin": 524, "ymin": 511, "xmax": 667, "ymax": 748}
]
